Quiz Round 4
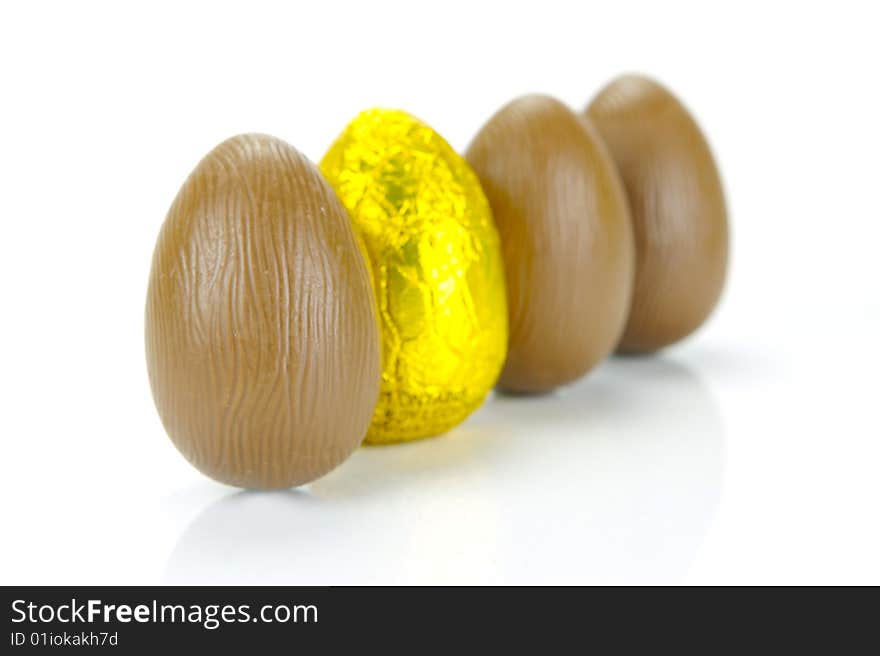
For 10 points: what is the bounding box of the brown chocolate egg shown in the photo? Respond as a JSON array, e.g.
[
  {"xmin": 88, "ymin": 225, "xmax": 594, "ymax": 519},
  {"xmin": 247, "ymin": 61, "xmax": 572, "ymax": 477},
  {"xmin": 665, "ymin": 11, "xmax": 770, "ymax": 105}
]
[
  {"xmin": 466, "ymin": 95, "xmax": 635, "ymax": 393},
  {"xmin": 587, "ymin": 75, "xmax": 729, "ymax": 352},
  {"xmin": 145, "ymin": 134, "xmax": 381, "ymax": 489}
]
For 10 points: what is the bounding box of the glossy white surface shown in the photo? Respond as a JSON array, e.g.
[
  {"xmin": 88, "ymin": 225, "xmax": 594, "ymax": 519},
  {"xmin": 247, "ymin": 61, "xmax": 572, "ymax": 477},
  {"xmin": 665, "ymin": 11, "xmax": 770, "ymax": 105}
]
[{"xmin": 1, "ymin": 0, "xmax": 878, "ymax": 585}]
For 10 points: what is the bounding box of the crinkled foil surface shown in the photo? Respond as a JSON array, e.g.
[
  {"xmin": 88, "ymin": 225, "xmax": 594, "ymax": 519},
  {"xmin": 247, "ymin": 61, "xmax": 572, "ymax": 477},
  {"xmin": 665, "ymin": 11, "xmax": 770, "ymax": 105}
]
[{"xmin": 321, "ymin": 109, "xmax": 508, "ymax": 444}]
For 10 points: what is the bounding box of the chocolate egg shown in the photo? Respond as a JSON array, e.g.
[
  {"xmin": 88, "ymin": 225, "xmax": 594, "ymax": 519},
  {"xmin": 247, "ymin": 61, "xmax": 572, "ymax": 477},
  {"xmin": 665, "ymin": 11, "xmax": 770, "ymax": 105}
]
[
  {"xmin": 466, "ymin": 95, "xmax": 635, "ymax": 393},
  {"xmin": 145, "ymin": 134, "xmax": 381, "ymax": 488},
  {"xmin": 587, "ymin": 75, "xmax": 729, "ymax": 352},
  {"xmin": 320, "ymin": 109, "xmax": 508, "ymax": 444}
]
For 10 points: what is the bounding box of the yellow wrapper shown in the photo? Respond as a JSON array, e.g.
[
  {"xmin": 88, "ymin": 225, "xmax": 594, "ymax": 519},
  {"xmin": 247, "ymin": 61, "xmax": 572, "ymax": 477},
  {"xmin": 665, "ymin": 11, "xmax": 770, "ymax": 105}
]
[{"xmin": 321, "ymin": 109, "xmax": 508, "ymax": 444}]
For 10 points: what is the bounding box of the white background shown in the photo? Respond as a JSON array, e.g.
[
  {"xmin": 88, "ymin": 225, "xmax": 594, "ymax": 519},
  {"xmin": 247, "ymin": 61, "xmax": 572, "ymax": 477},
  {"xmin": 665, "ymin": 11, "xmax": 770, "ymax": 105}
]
[{"xmin": 1, "ymin": 1, "xmax": 878, "ymax": 585}]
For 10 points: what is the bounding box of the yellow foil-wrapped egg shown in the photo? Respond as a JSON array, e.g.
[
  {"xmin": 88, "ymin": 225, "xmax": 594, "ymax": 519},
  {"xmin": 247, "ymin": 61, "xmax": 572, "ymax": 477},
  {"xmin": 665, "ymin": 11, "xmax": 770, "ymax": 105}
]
[{"xmin": 321, "ymin": 109, "xmax": 508, "ymax": 444}]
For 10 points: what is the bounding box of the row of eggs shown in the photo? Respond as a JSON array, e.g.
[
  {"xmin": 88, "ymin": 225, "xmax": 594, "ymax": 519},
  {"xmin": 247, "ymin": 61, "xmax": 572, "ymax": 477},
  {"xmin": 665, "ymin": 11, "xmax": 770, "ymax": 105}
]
[{"xmin": 145, "ymin": 74, "xmax": 729, "ymax": 489}]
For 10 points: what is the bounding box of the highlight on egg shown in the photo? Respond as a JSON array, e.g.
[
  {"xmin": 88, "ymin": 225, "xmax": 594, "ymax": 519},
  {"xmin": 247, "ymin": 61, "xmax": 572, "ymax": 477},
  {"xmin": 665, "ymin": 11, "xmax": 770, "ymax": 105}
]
[
  {"xmin": 145, "ymin": 134, "xmax": 381, "ymax": 488},
  {"xmin": 586, "ymin": 74, "xmax": 729, "ymax": 353},
  {"xmin": 466, "ymin": 95, "xmax": 635, "ymax": 393},
  {"xmin": 320, "ymin": 109, "xmax": 508, "ymax": 444}
]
